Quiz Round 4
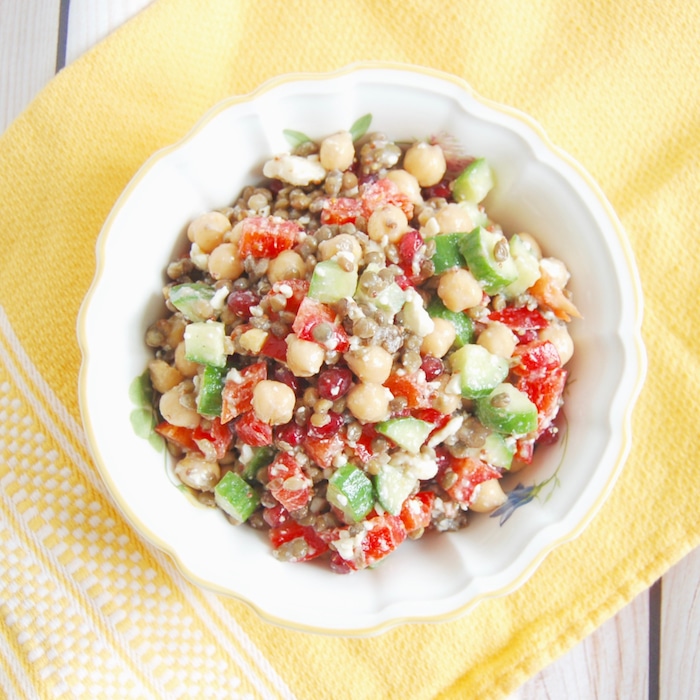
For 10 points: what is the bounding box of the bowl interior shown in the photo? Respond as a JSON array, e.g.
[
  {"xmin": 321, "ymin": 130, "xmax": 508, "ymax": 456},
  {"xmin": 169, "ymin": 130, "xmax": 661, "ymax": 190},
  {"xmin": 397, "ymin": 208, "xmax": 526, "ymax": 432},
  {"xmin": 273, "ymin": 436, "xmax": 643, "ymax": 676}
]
[{"xmin": 78, "ymin": 64, "xmax": 645, "ymax": 634}]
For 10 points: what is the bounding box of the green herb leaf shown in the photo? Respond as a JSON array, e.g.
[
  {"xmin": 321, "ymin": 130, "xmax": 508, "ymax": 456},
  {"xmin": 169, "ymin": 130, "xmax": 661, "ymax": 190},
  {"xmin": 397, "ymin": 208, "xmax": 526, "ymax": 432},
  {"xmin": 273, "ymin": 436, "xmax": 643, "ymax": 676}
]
[
  {"xmin": 283, "ymin": 129, "xmax": 312, "ymax": 149},
  {"xmin": 349, "ymin": 113, "xmax": 372, "ymax": 141}
]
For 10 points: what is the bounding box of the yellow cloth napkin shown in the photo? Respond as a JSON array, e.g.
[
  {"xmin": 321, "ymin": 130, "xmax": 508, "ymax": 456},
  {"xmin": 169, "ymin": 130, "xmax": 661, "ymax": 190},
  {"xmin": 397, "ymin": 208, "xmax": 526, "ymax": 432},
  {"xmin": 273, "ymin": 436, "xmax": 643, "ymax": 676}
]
[{"xmin": 1, "ymin": 0, "xmax": 698, "ymax": 697}]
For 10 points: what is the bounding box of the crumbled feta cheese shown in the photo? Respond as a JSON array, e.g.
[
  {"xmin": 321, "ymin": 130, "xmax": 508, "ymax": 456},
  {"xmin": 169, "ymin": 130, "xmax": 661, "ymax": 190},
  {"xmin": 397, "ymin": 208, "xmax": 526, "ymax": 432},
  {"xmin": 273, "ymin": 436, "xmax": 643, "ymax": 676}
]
[
  {"xmin": 190, "ymin": 242, "xmax": 208, "ymax": 271},
  {"xmin": 388, "ymin": 446, "xmax": 438, "ymax": 480},
  {"xmin": 401, "ymin": 288, "xmax": 434, "ymax": 337},
  {"xmin": 262, "ymin": 153, "xmax": 327, "ymax": 186},
  {"xmin": 210, "ymin": 285, "xmax": 230, "ymax": 311},
  {"xmin": 239, "ymin": 328, "xmax": 268, "ymax": 353},
  {"xmin": 427, "ymin": 415, "xmax": 464, "ymax": 448},
  {"xmin": 445, "ymin": 372, "xmax": 462, "ymax": 395}
]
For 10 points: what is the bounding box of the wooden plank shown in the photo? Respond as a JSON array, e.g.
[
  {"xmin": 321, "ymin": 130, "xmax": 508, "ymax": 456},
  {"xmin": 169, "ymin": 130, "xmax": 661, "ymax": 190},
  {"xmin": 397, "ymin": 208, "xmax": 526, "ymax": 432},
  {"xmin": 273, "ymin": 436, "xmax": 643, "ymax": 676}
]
[
  {"xmin": 661, "ymin": 547, "xmax": 700, "ymax": 700},
  {"xmin": 65, "ymin": 0, "xmax": 154, "ymax": 66},
  {"xmin": 0, "ymin": 0, "xmax": 61, "ymax": 132},
  {"xmin": 510, "ymin": 590, "xmax": 650, "ymax": 699}
]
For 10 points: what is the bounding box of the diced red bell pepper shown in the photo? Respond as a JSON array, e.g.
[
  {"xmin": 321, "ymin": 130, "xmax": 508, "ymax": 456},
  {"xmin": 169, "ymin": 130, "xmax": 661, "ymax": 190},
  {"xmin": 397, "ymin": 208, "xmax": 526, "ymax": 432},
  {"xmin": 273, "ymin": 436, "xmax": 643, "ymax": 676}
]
[
  {"xmin": 400, "ymin": 491, "xmax": 435, "ymax": 533},
  {"xmin": 154, "ymin": 422, "xmax": 199, "ymax": 452},
  {"xmin": 263, "ymin": 502, "xmax": 291, "ymax": 529},
  {"xmin": 512, "ymin": 339, "xmax": 561, "ymax": 377},
  {"xmin": 351, "ymin": 432, "xmax": 375, "ymax": 464},
  {"xmin": 193, "ymin": 417, "xmax": 234, "ymax": 460},
  {"xmin": 266, "ymin": 279, "xmax": 309, "ymax": 316},
  {"xmin": 514, "ymin": 437, "xmax": 535, "ymax": 465},
  {"xmin": 267, "ymin": 452, "xmax": 312, "ymax": 512},
  {"xmin": 291, "ymin": 296, "xmax": 350, "ymax": 353},
  {"xmin": 302, "ymin": 432, "xmax": 345, "ymax": 469},
  {"xmin": 396, "ymin": 229, "xmax": 425, "ymax": 280},
  {"xmin": 489, "ymin": 307, "xmax": 549, "ymax": 333},
  {"xmin": 269, "ymin": 522, "xmax": 329, "ymax": 563},
  {"xmin": 259, "ymin": 334, "xmax": 288, "ymax": 362},
  {"xmin": 444, "ymin": 456, "xmax": 502, "ymax": 506},
  {"xmin": 517, "ymin": 366, "xmax": 568, "ymax": 437},
  {"xmin": 237, "ymin": 216, "xmax": 302, "ymax": 258},
  {"xmin": 320, "ymin": 197, "xmax": 364, "ymax": 225},
  {"xmin": 384, "ymin": 372, "xmax": 432, "ymax": 409},
  {"xmin": 220, "ymin": 361, "xmax": 267, "ymax": 423},
  {"xmin": 360, "ymin": 178, "xmax": 414, "ymax": 220},
  {"xmin": 234, "ymin": 411, "xmax": 273, "ymax": 447},
  {"xmin": 412, "ymin": 408, "xmax": 451, "ymax": 434}
]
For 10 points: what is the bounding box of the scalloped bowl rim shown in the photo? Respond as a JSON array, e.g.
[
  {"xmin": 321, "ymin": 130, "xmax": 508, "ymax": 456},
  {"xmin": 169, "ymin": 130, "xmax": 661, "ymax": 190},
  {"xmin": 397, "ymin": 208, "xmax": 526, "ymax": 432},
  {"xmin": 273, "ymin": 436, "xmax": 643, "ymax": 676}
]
[{"xmin": 77, "ymin": 62, "xmax": 646, "ymax": 636}]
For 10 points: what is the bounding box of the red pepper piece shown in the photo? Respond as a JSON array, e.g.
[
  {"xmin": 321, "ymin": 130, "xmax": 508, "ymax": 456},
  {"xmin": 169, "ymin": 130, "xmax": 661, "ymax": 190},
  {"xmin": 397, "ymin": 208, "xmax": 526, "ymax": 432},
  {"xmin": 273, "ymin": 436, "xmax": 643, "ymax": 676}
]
[{"xmin": 237, "ymin": 216, "xmax": 302, "ymax": 258}]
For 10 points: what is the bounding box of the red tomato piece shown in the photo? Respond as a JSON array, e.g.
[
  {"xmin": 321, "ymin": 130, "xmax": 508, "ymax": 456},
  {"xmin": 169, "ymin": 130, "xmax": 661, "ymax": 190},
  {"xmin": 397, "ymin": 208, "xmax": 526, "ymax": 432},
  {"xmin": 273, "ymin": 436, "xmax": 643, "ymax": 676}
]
[
  {"xmin": 360, "ymin": 178, "xmax": 414, "ymax": 220},
  {"xmin": 193, "ymin": 418, "xmax": 234, "ymax": 460},
  {"xmin": 320, "ymin": 197, "xmax": 364, "ymax": 225},
  {"xmin": 517, "ymin": 367, "xmax": 568, "ymax": 437},
  {"xmin": 384, "ymin": 372, "xmax": 432, "ymax": 409},
  {"xmin": 400, "ymin": 491, "xmax": 435, "ymax": 533},
  {"xmin": 220, "ymin": 361, "xmax": 267, "ymax": 423},
  {"xmin": 237, "ymin": 216, "xmax": 302, "ymax": 258},
  {"xmin": 444, "ymin": 457, "xmax": 502, "ymax": 506},
  {"xmin": 303, "ymin": 432, "xmax": 345, "ymax": 469},
  {"xmin": 267, "ymin": 453, "xmax": 312, "ymax": 512},
  {"xmin": 269, "ymin": 522, "xmax": 329, "ymax": 562},
  {"xmin": 292, "ymin": 297, "xmax": 350, "ymax": 353},
  {"xmin": 512, "ymin": 339, "xmax": 561, "ymax": 377},
  {"xmin": 234, "ymin": 411, "xmax": 273, "ymax": 447},
  {"xmin": 154, "ymin": 422, "xmax": 198, "ymax": 452}
]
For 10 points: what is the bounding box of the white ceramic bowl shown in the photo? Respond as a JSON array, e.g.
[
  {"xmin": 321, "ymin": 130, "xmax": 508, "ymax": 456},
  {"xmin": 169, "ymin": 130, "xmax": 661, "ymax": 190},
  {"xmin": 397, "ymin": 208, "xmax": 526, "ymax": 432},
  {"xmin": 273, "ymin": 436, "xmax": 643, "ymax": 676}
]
[{"xmin": 78, "ymin": 63, "xmax": 646, "ymax": 635}]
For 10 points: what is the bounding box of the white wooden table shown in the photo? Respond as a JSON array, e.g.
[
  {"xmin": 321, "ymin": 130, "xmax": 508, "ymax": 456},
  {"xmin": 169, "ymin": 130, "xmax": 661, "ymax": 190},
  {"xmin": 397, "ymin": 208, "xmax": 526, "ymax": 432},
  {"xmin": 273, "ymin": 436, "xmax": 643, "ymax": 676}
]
[{"xmin": 1, "ymin": 2, "xmax": 698, "ymax": 698}]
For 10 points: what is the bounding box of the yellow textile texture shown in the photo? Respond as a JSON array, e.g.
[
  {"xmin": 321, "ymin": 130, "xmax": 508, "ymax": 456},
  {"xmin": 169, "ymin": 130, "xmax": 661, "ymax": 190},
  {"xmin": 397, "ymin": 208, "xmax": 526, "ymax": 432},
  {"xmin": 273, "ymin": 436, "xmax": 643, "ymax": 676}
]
[{"xmin": 1, "ymin": 0, "xmax": 698, "ymax": 698}]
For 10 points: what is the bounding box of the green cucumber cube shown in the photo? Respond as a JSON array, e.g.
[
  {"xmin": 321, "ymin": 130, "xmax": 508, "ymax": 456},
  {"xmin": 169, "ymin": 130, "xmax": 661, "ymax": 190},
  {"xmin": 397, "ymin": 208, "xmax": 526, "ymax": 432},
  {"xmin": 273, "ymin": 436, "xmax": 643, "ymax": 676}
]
[
  {"xmin": 373, "ymin": 282, "xmax": 407, "ymax": 315},
  {"xmin": 503, "ymin": 234, "xmax": 542, "ymax": 298},
  {"xmin": 376, "ymin": 417, "xmax": 433, "ymax": 454},
  {"xmin": 428, "ymin": 232, "xmax": 468, "ymax": 273},
  {"xmin": 374, "ymin": 464, "xmax": 418, "ymax": 515},
  {"xmin": 184, "ymin": 321, "xmax": 227, "ymax": 368},
  {"xmin": 215, "ymin": 471, "xmax": 260, "ymax": 523},
  {"xmin": 327, "ymin": 464, "xmax": 375, "ymax": 523},
  {"xmin": 476, "ymin": 383, "xmax": 538, "ymax": 436},
  {"xmin": 427, "ymin": 297, "xmax": 474, "ymax": 348},
  {"xmin": 452, "ymin": 158, "xmax": 494, "ymax": 204},
  {"xmin": 448, "ymin": 344, "xmax": 509, "ymax": 399},
  {"xmin": 240, "ymin": 446, "xmax": 275, "ymax": 481},
  {"xmin": 459, "ymin": 227, "xmax": 518, "ymax": 294},
  {"xmin": 480, "ymin": 432, "xmax": 515, "ymax": 470},
  {"xmin": 169, "ymin": 282, "xmax": 216, "ymax": 322},
  {"xmin": 308, "ymin": 259, "xmax": 358, "ymax": 303},
  {"xmin": 197, "ymin": 365, "xmax": 226, "ymax": 417}
]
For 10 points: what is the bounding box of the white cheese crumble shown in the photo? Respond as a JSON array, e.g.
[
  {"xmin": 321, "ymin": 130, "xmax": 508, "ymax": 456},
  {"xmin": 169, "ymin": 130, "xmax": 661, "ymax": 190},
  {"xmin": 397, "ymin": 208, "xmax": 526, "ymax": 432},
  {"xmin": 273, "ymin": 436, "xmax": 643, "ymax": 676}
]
[
  {"xmin": 189, "ymin": 242, "xmax": 208, "ymax": 271},
  {"xmin": 401, "ymin": 288, "xmax": 434, "ymax": 337},
  {"xmin": 427, "ymin": 415, "xmax": 464, "ymax": 448},
  {"xmin": 262, "ymin": 153, "xmax": 327, "ymax": 186},
  {"xmin": 388, "ymin": 446, "xmax": 438, "ymax": 480},
  {"xmin": 210, "ymin": 284, "xmax": 230, "ymax": 311}
]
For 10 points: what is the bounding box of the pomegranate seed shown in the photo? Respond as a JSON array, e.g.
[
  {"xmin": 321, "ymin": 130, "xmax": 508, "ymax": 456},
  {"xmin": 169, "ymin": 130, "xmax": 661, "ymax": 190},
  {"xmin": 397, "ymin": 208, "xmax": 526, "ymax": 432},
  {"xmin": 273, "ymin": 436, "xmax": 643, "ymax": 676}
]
[
  {"xmin": 227, "ymin": 290, "xmax": 260, "ymax": 318},
  {"xmin": 422, "ymin": 179, "xmax": 451, "ymax": 199},
  {"xmin": 316, "ymin": 368, "xmax": 353, "ymax": 400},
  {"xmin": 274, "ymin": 366, "xmax": 301, "ymax": 394},
  {"xmin": 420, "ymin": 355, "xmax": 444, "ymax": 381},
  {"xmin": 275, "ymin": 422, "xmax": 305, "ymax": 447},
  {"xmin": 307, "ymin": 411, "xmax": 344, "ymax": 439},
  {"xmin": 263, "ymin": 503, "xmax": 290, "ymax": 528}
]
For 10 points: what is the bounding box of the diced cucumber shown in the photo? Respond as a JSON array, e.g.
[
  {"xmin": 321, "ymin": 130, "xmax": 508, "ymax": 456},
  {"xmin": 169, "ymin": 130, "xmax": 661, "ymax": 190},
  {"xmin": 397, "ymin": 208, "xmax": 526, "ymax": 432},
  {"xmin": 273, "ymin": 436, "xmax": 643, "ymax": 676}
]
[
  {"xmin": 240, "ymin": 446, "xmax": 275, "ymax": 481},
  {"xmin": 460, "ymin": 227, "xmax": 518, "ymax": 294},
  {"xmin": 427, "ymin": 232, "xmax": 468, "ymax": 273},
  {"xmin": 214, "ymin": 471, "xmax": 260, "ymax": 523},
  {"xmin": 326, "ymin": 464, "xmax": 375, "ymax": 523},
  {"xmin": 374, "ymin": 464, "xmax": 418, "ymax": 515},
  {"xmin": 169, "ymin": 282, "xmax": 216, "ymax": 322},
  {"xmin": 448, "ymin": 344, "xmax": 509, "ymax": 399},
  {"xmin": 480, "ymin": 432, "xmax": 514, "ymax": 470},
  {"xmin": 308, "ymin": 259, "xmax": 358, "ymax": 303},
  {"xmin": 184, "ymin": 321, "xmax": 227, "ymax": 368},
  {"xmin": 376, "ymin": 417, "xmax": 434, "ymax": 454},
  {"xmin": 503, "ymin": 234, "xmax": 542, "ymax": 298},
  {"xmin": 476, "ymin": 383, "xmax": 538, "ymax": 436},
  {"xmin": 452, "ymin": 158, "xmax": 494, "ymax": 204},
  {"xmin": 427, "ymin": 297, "xmax": 474, "ymax": 348},
  {"xmin": 373, "ymin": 282, "xmax": 407, "ymax": 315},
  {"xmin": 197, "ymin": 365, "xmax": 226, "ymax": 417},
  {"xmin": 461, "ymin": 201, "xmax": 489, "ymax": 228}
]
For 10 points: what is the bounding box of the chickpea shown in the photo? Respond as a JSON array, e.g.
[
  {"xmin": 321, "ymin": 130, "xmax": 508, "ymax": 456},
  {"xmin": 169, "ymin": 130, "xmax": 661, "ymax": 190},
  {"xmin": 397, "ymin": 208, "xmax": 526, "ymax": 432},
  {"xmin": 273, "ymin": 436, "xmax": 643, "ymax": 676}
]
[
  {"xmin": 252, "ymin": 380, "xmax": 296, "ymax": 425},
  {"xmin": 266, "ymin": 249, "xmax": 307, "ymax": 283},
  {"xmin": 385, "ymin": 169, "xmax": 423, "ymax": 204},
  {"xmin": 517, "ymin": 232, "xmax": 542, "ymax": 260},
  {"xmin": 435, "ymin": 203, "xmax": 474, "ymax": 234},
  {"xmin": 477, "ymin": 321, "xmax": 518, "ymax": 358},
  {"xmin": 159, "ymin": 381, "xmax": 200, "ymax": 429},
  {"xmin": 403, "ymin": 141, "xmax": 446, "ymax": 187},
  {"xmin": 208, "ymin": 242, "xmax": 244, "ymax": 280},
  {"xmin": 437, "ymin": 268, "xmax": 483, "ymax": 311},
  {"xmin": 344, "ymin": 346, "xmax": 393, "ymax": 384},
  {"xmin": 319, "ymin": 130, "xmax": 355, "ymax": 171},
  {"xmin": 469, "ymin": 479, "xmax": 507, "ymax": 513},
  {"xmin": 224, "ymin": 219, "xmax": 244, "ymax": 244},
  {"xmin": 317, "ymin": 233, "xmax": 363, "ymax": 265},
  {"xmin": 187, "ymin": 211, "xmax": 231, "ymax": 253},
  {"xmin": 346, "ymin": 382, "xmax": 392, "ymax": 423},
  {"xmin": 421, "ymin": 317, "xmax": 457, "ymax": 358},
  {"xmin": 148, "ymin": 358, "xmax": 183, "ymax": 394},
  {"xmin": 285, "ymin": 334, "xmax": 325, "ymax": 377},
  {"xmin": 539, "ymin": 323, "xmax": 574, "ymax": 365},
  {"xmin": 367, "ymin": 205, "xmax": 409, "ymax": 244},
  {"xmin": 174, "ymin": 340, "xmax": 200, "ymax": 378},
  {"xmin": 174, "ymin": 454, "xmax": 220, "ymax": 492}
]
